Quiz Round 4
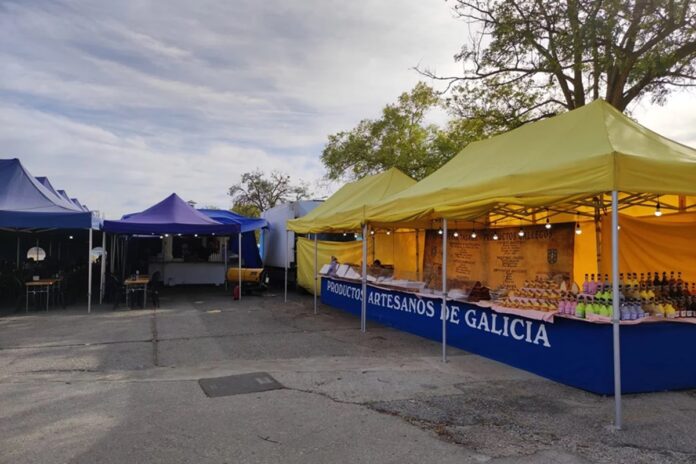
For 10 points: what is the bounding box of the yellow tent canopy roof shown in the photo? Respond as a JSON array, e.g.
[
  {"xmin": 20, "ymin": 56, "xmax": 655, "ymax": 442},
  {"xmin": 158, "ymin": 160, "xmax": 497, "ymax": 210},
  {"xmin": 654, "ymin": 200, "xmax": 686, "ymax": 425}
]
[
  {"xmin": 361, "ymin": 100, "xmax": 696, "ymax": 225},
  {"xmin": 287, "ymin": 167, "xmax": 416, "ymax": 233}
]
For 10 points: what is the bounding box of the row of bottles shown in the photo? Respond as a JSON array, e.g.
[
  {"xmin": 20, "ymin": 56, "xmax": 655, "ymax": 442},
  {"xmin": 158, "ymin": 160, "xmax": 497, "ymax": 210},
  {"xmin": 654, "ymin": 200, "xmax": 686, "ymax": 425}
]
[
  {"xmin": 582, "ymin": 271, "xmax": 693, "ymax": 299},
  {"xmin": 558, "ymin": 293, "xmax": 696, "ymax": 320}
]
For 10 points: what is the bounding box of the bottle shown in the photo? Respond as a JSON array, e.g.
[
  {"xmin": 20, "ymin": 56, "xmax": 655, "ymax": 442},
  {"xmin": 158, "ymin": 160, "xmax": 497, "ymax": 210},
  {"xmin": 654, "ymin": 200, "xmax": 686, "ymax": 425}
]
[
  {"xmin": 661, "ymin": 272, "xmax": 669, "ymax": 288},
  {"xmin": 603, "ymin": 274, "xmax": 610, "ymax": 291},
  {"xmin": 619, "ymin": 273, "xmax": 625, "ymax": 287},
  {"xmin": 589, "ymin": 274, "xmax": 597, "ymax": 295},
  {"xmin": 677, "ymin": 271, "xmax": 684, "ymax": 286},
  {"xmin": 669, "ymin": 271, "xmax": 676, "ymax": 286},
  {"xmin": 654, "ymin": 272, "xmax": 661, "ymax": 287},
  {"xmin": 641, "ymin": 273, "xmax": 647, "ymax": 287},
  {"xmin": 582, "ymin": 274, "xmax": 589, "ymax": 294}
]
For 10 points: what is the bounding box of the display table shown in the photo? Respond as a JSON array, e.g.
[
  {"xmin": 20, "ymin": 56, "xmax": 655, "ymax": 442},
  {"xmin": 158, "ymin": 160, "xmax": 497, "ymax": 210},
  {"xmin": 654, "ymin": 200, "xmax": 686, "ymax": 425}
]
[
  {"xmin": 148, "ymin": 261, "xmax": 225, "ymax": 286},
  {"xmin": 321, "ymin": 276, "xmax": 696, "ymax": 395}
]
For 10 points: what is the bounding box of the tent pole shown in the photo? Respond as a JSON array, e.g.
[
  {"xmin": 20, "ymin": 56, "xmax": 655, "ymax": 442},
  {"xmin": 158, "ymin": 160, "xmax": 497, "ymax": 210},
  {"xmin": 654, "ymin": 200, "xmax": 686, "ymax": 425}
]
[
  {"xmin": 313, "ymin": 234, "xmax": 318, "ymax": 314},
  {"xmin": 361, "ymin": 224, "xmax": 367, "ymax": 333},
  {"xmin": 415, "ymin": 229, "xmax": 420, "ymax": 280},
  {"xmin": 87, "ymin": 228, "xmax": 93, "ymax": 314},
  {"xmin": 16, "ymin": 235, "xmax": 20, "ymax": 270},
  {"xmin": 224, "ymin": 237, "xmax": 228, "ymax": 291},
  {"xmin": 442, "ymin": 219, "xmax": 448, "ymax": 363},
  {"xmin": 284, "ymin": 230, "xmax": 289, "ymax": 303},
  {"xmin": 238, "ymin": 233, "xmax": 242, "ymax": 301},
  {"xmin": 611, "ymin": 191, "xmax": 622, "ymax": 429},
  {"xmin": 100, "ymin": 232, "xmax": 107, "ymax": 304}
]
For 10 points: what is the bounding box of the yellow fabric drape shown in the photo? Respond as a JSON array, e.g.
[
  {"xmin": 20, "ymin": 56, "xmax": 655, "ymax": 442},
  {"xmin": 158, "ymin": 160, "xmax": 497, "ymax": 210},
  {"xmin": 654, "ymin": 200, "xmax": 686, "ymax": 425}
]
[
  {"xmin": 296, "ymin": 232, "xmax": 425, "ymax": 295},
  {"xmin": 599, "ymin": 212, "xmax": 696, "ymax": 284}
]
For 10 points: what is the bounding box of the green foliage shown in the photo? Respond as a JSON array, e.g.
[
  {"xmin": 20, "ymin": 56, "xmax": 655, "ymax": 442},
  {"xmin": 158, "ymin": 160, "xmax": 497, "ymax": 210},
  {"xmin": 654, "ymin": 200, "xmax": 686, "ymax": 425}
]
[
  {"xmin": 228, "ymin": 170, "xmax": 309, "ymax": 217},
  {"xmin": 321, "ymin": 82, "xmax": 491, "ymax": 181},
  {"xmin": 426, "ymin": 0, "xmax": 696, "ymax": 121}
]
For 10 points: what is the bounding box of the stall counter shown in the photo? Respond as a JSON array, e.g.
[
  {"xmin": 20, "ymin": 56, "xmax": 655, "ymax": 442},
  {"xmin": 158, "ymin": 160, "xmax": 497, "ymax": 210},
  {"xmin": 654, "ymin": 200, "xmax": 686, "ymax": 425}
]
[
  {"xmin": 321, "ymin": 276, "xmax": 696, "ymax": 395},
  {"xmin": 148, "ymin": 261, "xmax": 226, "ymax": 286}
]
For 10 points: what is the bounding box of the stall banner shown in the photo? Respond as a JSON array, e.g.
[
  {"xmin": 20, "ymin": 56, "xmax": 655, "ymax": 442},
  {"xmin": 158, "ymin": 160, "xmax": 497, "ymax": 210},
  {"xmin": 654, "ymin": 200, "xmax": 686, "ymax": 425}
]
[
  {"xmin": 322, "ymin": 276, "xmax": 696, "ymax": 394},
  {"xmin": 423, "ymin": 224, "xmax": 575, "ymax": 290}
]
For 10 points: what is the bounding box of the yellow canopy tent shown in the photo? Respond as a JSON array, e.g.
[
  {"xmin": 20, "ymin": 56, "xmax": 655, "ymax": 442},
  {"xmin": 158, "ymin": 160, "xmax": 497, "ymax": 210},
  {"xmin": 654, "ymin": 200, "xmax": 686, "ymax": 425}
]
[
  {"xmin": 288, "ymin": 168, "xmax": 424, "ymax": 296},
  {"xmin": 361, "ymin": 99, "xmax": 696, "ymax": 225},
  {"xmin": 288, "ymin": 167, "xmax": 417, "ymax": 233}
]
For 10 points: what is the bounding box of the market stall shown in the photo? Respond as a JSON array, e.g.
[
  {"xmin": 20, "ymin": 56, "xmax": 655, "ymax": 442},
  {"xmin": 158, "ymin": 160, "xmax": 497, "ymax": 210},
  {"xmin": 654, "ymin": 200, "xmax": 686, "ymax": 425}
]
[
  {"xmin": 0, "ymin": 158, "xmax": 99, "ymax": 312},
  {"xmin": 307, "ymin": 100, "xmax": 696, "ymax": 428},
  {"xmin": 103, "ymin": 194, "xmax": 241, "ymax": 289},
  {"xmin": 287, "ymin": 168, "xmax": 421, "ymax": 315}
]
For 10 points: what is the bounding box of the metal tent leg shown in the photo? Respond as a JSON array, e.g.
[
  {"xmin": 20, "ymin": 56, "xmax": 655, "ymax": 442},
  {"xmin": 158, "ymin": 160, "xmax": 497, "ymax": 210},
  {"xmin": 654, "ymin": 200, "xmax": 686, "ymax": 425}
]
[
  {"xmin": 611, "ymin": 191, "xmax": 622, "ymax": 429},
  {"xmin": 87, "ymin": 229, "xmax": 93, "ymax": 313},
  {"xmin": 442, "ymin": 219, "xmax": 448, "ymax": 363},
  {"xmin": 361, "ymin": 224, "xmax": 367, "ymax": 333}
]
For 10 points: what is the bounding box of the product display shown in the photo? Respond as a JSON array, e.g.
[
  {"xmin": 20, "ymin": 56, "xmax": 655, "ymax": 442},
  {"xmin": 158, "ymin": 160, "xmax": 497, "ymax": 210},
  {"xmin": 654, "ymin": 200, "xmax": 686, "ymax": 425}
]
[{"xmin": 491, "ymin": 270, "xmax": 695, "ymax": 323}]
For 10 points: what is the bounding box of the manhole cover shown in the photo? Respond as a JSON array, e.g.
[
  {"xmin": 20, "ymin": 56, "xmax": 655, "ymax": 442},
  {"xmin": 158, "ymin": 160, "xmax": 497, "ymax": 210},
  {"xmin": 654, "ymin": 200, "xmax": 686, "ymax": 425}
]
[{"xmin": 198, "ymin": 372, "xmax": 283, "ymax": 398}]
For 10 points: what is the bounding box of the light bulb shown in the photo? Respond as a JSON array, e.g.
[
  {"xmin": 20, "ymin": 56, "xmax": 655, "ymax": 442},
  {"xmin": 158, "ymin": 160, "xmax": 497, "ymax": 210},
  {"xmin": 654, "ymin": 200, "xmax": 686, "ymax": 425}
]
[
  {"xmin": 518, "ymin": 228, "xmax": 525, "ymax": 237},
  {"xmin": 438, "ymin": 229, "xmax": 443, "ymax": 235},
  {"xmin": 654, "ymin": 201, "xmax": 662, "ymax": 217},
  {"xmin": 370, "ymin": 230, "xmax": 375, "ymax": 235},
  {"xmin": 194, "ymin": 234, "xmax": 198, "ymax": 237},
  {"xmin": 354, "ymin": 233, "xmax": 358, "ymax": 238},
  {"xmin": 492, "ymin": 233, "xmax": 499, "ymax": 240},
  {"xmin": 545, "ymin": 222, "xmax": 552, "ymax": 230},
  {"xmin": 164, "ymin": 234, "xmax": 169, "ymax": 237},
  {"xmin": 343, "ymin": 233, "xmax": 347, "ymax": 237},
  {"xmin": 386, "ymin": 230, "xmax": 391, "ymax": 235},
  {"xmin": 177, "ymin": 233, "xmax": 182, "ymax": 237},
  {"xmin": 453, "ymin": 231, "xmax": 459, "ymax": 238},
  {"xmin": 575, "ymin": 223, "xmax": 582, "ymax": 235},
  {"xmin": 69, "ymin": 235, "xmax": 74, "ymax": 240},
  {"xmin": 470, "ymin": 231, "xmax": 477, "ymax": 239}
]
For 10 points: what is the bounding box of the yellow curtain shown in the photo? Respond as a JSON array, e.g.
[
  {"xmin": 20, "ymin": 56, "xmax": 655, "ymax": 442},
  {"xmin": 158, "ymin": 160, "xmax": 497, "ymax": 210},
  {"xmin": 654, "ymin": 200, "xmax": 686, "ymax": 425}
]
[
  {"xmin": 599, "ymin": 212, "xmax": 696, "ymax": 283},
  {"xmin": 297, "ymin": 232, "xmax": 425, "ymax": 295}
]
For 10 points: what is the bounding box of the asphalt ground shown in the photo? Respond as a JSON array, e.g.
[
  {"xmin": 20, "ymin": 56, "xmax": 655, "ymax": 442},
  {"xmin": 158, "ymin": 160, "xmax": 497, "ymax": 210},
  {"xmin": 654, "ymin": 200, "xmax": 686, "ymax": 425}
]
[{"xmin": 1, "ymin": 286, "xmax": 695, "ymax": 463}]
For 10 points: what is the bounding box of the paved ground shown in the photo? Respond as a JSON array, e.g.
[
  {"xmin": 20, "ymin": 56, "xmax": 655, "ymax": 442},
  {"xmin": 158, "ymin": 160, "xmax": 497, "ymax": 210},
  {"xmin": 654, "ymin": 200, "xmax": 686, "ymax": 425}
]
[{"xmin": 1, "ymin": 287, "xmax": 695, "ymax": 464}]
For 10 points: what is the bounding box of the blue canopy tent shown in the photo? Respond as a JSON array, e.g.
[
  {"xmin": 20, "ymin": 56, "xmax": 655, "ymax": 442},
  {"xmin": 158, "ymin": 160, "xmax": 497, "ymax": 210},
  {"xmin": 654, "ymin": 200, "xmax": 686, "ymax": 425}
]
[
  {"xmin": 199, "ymin": 209, "xmax": 268, "ymax": 268},
  {"xmin": 103, "ymin": 194, "xmax": 240, "ymax": 235},
  {"xmin": 104, "ymin": 194, "xmax": 246, "ymax": 297},
  {"xmin": 0, "ymin": 158, "xmax": 97, "ymax": 312}
]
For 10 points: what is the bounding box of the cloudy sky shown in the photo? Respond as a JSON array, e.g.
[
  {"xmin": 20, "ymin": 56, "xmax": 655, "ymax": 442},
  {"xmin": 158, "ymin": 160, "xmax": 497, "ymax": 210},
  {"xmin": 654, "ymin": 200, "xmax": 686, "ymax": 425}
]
[{"xmin": 1, "ymin": 0, "xmax": 695, "ymax": 218}]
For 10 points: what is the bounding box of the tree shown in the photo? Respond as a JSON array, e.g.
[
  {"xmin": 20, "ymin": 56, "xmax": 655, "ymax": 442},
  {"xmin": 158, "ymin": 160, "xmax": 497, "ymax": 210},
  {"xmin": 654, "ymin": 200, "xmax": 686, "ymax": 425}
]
[
  {"xmin": 321, "ymin": 82, "xmax": 489, "ymax": 181},
  {"xmin": 422, "ymin": 0, "xmax": 696, "ymax": 123},
  {"xmin": 228, "ymin": 170, "xmax": 309, "ymax": 217}
]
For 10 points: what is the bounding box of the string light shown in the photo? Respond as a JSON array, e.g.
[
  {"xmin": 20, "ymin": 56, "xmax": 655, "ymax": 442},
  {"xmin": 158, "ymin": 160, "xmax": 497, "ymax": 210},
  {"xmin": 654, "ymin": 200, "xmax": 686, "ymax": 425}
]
[
  {"xmin": 492, "ymin": 232, "xmax": 499, "ymax": 240},
  {"xmin": 654, "ymin": 198, "xmax": 662, "ymax": 217},
  {"xmin": 343, "ymin": 232, "xmax": 347, "ymax": 237},
  {"xmin": 545, "ymin": 208, "xmax": 552, "ymax": 229},
  {"xmin": 164, "ymin": 234, "xmax": 169, "ymax": 238},
  {"xmin": 575, "ymin": 222, "xmax": 583, "ymax": 235},
  {"xmin": 453, "ymin": 231, "xmax": 459, "ymax": 238},
  {"xmin": 370, "ymin": 230, "xmax": 375, "ymax": 235},
  {"xmin": 438, "ymin": 229, "xmax": 443, "ymax": 235},
  {"xmin": 69, "ymin": 235, "xmax": 74, "ymax": 240},
  {"xmin": 470, "ymin": 230, "xmax": 477, "ymax": 239},
  {"xmin": 194, "ymin": 234, "xmax": 198, "ymax": 237},
  {"xmin": 386, "ymin": 230, "xmax": 391, "ymax": 236},
  {"xmin": 518, "ymin": 227, "xmax": 525, "ymax": 237}
]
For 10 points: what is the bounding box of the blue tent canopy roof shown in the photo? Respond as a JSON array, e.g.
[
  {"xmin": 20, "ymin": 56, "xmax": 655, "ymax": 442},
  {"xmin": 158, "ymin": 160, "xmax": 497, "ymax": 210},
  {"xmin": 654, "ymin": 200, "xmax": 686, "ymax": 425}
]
[
  {"xmin": 0, "ymin": 158, "xmax": 93, "ymax": 229},
  {"xmin": 103, "ymin": 193, "xmax": 240, "ymax": 235},
  {"xmin": 198, "ymin": 209, "xmax": 267, "ymax": 233}
]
